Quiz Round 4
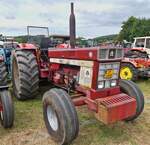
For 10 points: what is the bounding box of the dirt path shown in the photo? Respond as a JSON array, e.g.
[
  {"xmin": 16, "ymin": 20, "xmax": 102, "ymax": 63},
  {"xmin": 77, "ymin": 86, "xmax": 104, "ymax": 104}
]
[{"xmin": 0, "ymin": 128, "xmax": 56, "ymax": 145}]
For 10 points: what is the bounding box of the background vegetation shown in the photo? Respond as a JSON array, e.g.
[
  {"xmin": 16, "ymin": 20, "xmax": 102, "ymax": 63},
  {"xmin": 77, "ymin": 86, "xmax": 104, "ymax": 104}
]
[{"xmin": 117, "ymin": 16, "xmax": 150, "ymax": 42}]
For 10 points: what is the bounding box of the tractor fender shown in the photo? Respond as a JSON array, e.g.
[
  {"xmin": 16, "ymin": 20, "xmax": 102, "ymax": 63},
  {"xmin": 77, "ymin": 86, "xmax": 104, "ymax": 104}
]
[
  {"xmin": 122, "ymin": 58, "xmax": 138, "ymax": 68},
  {"xmin": 131, "ymin": 47, "xmax": 146, "ymax": 52},
  {"xmin": 17, "ymin": 43, "xmax": 37, "ymax": 49}
]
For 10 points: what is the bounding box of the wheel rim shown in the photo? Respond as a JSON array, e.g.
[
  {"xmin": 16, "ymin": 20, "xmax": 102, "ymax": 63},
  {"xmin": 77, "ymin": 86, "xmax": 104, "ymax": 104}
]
[
  {"xmin": 47, "ymin": 105, "xmax": 59, "ymax": 131},
  {"xmin": 120, "ymin": 66, "xmax": 133, "ymax": 80},
  {"xmin": 13, "ymin": 57, "xmax": 20, "ymax": 91}
]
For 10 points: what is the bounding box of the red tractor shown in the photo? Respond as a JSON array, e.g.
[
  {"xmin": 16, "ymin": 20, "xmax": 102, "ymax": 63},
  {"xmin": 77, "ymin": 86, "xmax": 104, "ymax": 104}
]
[
  {"xmin": 41, "ymin": 3, "xmax": 144, "ymax": 145},
  {"xmin": 0, "ymin": 57, "xmax": 14, "ymax": 128},
  {"xmin": 120, "ymin": 37, "xmax": 150, "ymax": 80},
  {"xmin": 11, "ymin": 3, "xmax": 144, "ymax": 144}
]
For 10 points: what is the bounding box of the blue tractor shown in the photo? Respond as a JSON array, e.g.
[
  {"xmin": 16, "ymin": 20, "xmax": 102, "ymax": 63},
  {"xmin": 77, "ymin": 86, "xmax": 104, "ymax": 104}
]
[{"xmin": 0, "ymin": 38, "xmax": 18, "ymax": 78}]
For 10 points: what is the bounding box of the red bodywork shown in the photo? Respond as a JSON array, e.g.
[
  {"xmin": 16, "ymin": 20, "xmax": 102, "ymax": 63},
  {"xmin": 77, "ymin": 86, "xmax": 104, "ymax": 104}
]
[
  {"xmin": 17, "ymin": 43, "xmax": 37, "ymax": 49},
  {"xmin": 123, "ymin": 46, "xmax": 150, "ymax": 68},
  {"xmin": 48, "ymin": 47, "xmax": 137, "ymax": 124},
  {"xmin": 123, "ymin": 57, "xmax": 150, "ymax": 68},
  {"xmin": 95, "ymin": 93, "xmax": 136, "ymax": 124}
]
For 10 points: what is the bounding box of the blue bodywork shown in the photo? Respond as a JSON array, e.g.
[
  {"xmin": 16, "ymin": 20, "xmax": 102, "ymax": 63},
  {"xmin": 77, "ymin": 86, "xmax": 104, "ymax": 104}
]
[{"xmin": 0, "ymin": 47, "xmax": 12, "ymax": 77}]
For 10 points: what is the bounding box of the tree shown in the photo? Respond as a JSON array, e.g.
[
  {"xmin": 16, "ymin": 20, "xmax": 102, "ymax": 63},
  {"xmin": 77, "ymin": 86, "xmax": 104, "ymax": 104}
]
[{"xmin": 118, "ymin": 16, "xmax": 150, "ymax": 42}]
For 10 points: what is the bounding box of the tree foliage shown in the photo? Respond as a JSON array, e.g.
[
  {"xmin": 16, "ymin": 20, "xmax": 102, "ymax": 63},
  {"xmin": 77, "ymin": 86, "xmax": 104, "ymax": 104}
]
[
  {"xmin": 118, "ymin": 16, "xmax": 150, "ymax": 42},
  {"xmin": 15, "ymin": 36, "xmax": 28, "ymax": 43}
]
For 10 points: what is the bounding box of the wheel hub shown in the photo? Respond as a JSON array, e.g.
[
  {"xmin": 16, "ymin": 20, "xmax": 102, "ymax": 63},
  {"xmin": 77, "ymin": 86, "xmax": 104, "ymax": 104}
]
[
  {"xmin": 120, "ymin": 67, "xmax": 133, "ymax": 80},
  {"xmin": 47, "ymin": 105, "xmax": 59, "ymax": 131}
]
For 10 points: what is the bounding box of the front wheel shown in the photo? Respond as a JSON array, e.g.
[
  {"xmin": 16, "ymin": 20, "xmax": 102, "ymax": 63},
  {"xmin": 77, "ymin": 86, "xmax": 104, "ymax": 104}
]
[
  {"xmin": 119, "ymin": 79, "xmax": 144, "ymax": 121},
  {"xmin": 120, "ymin": 63, "xmax": 138, "ymax": 81},
  {"xmin": 0, "ymin": 90, "xmax": 14, "ymax": 128},
  {"xmin": 43, "ymin": 88, "xmax": 79, "ymax": 145}
]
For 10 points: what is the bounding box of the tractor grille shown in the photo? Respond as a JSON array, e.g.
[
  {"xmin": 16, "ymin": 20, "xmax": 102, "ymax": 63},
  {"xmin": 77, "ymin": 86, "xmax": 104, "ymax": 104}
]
[{"xmin": 98, "ymin": 48, "xmax": 123, "ymax": 60}]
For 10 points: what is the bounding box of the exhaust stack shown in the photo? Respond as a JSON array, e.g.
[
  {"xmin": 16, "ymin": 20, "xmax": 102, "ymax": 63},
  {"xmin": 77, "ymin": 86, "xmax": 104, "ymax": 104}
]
[{"xmin": 69, "ymin": 2, "xmax": 76, "ymax": 48}]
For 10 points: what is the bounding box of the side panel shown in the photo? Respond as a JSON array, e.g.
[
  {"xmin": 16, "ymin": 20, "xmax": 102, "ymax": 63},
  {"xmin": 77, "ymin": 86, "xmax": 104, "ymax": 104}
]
[
  {"xmin": 79, "ymin": 66, "xmax": 93, "ymax": 88},
  {"xmin": 50, "ymin": 58, "xmax": 94, "ymax": 67}
]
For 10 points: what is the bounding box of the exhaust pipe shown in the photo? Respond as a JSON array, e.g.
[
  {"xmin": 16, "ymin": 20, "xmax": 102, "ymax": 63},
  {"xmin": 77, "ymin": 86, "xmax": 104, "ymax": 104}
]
[{"xmin": 69, "ymin": 2, "xmax": 76, "ymax": 49}]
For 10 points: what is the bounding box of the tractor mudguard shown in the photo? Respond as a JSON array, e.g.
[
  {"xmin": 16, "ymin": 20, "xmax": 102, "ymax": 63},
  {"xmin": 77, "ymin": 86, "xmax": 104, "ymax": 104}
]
[
  {"xmin": 17, "ymin": 43, "xmax": 37, "ymax": 50},
  {"xmin": 122, "ymin": 58, "xmax": 138, "ymax": 68}
]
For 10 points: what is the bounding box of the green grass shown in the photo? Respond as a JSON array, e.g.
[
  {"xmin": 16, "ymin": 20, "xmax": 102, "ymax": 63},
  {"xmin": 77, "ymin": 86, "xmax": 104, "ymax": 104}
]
[
  {"xmin": 136, "ymin": 79, "xmax": 150, "ymax": 97},
  {"xmin": 0, "ymin": 80, "xmax": 150, "ymax": 145}
]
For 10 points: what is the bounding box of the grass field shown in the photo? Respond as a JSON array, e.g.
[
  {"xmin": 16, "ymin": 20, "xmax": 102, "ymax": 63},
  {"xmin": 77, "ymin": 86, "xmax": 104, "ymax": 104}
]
[{"xmin": 0, "ymin": 80, "xmax": 150, "ymax": 145}]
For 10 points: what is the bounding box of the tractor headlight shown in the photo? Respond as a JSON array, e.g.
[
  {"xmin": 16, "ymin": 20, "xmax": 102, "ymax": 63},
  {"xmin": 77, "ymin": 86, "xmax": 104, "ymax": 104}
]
[
  {"xmin": 111, "ymin": 80, "xmax": 117, "ymax": 87},
  {"xmin": 98, "ymin": 81, "xmax": 104, "ymax": 89},
  {"xmin": 105, "ymin": 80, "xmax": 110, "ymax": 88},
  {"xmin": 98, "ymin": 62, "xmax": 120, "ymax": 89}
]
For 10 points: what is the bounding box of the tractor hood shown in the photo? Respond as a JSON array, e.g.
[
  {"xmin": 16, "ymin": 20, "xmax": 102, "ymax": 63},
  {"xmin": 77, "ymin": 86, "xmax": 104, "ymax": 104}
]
[{"xmin": 48, "ymin": 47, "xmax": 123, "ymax": 61}]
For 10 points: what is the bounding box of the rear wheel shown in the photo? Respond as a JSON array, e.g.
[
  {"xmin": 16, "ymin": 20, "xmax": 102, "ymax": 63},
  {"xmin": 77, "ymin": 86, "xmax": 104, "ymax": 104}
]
[
  {"xmin": 119, "ymin": 79, "xmax": 144, "ymax": 121},
  {"xmin": 43, "ymin": 88, "xmax": 79, "ymax": 145},
  {"xmin": 12, "ymin": 50, "xmax": 39, "ymax": 100},
  {"xmin": 120, "ymin": 63, "xmax": 138, "ymax": 81}
]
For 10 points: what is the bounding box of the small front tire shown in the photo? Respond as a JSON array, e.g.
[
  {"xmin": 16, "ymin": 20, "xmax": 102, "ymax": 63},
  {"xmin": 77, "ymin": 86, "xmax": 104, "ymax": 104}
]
[
  {"xmin": 43, "ymin": 88, "xmax": 79, "ymax": 145},
  {"xmin": 0, "ymin": 90, "xmax": 14, "ymax": 128},
  {"xmin": 119, "ymin": 79, "xmax": 144, "ymax": 121}
]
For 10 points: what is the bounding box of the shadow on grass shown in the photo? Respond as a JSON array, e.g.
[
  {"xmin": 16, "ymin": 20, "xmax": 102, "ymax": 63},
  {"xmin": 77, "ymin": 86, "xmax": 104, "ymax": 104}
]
[{"xmin": 73, "ymin": 107, "xmax": 132, "ymax": 145}]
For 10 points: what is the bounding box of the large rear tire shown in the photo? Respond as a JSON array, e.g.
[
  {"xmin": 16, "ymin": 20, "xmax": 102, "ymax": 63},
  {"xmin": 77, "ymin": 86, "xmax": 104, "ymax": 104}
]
[
  {"xmin": 43, "ymin": 88, "xmax": 79, "ymax": 145},
  {"xmin": 119, "ymin": 79, "xmax": 144, "ymax": 121},
  {"xmin": 12, "ymin": 50, "xmax": 39, "ymax": 100},
  {"xmin": 120, "ymin": 63, "xmax": 138, "ymax": 81},
  {"xmin": 0, "ymin": 90, "xmax": 14, "ymax": 128}
]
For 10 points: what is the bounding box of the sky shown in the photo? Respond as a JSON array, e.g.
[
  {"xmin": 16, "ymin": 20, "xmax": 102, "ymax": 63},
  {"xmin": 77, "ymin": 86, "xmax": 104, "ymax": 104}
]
[{"xmin": 0, "ymin": 0, "xmax": 150, "ymax": 38}]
